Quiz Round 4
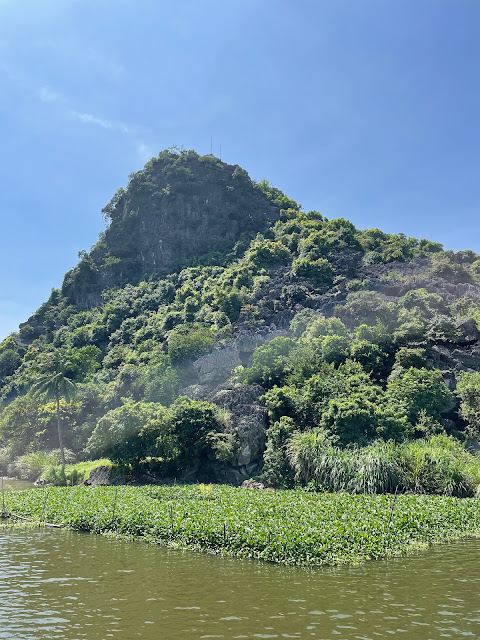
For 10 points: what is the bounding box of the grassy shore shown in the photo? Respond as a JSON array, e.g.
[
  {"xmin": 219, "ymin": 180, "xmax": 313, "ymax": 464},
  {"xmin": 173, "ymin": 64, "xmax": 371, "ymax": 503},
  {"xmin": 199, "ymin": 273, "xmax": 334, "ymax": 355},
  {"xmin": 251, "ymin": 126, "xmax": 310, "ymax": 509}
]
[{"xmin": 3, "ymin": 484, "xmax": 480, "ymax": 567}]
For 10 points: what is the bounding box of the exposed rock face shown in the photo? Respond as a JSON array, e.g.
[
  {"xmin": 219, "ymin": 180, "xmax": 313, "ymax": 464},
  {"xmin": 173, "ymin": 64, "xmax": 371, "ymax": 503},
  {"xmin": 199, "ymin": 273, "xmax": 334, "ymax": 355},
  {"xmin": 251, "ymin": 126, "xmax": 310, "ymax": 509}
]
[
  {"xmin": 455, "ymin": 318, "xmax": 480, "ymax": 345},
  {"xmin": 84, "ymin": 465, "xmax": 124, "ymax": 486},
  {"xmin": 190, "ymin": 347, "xmax": 242, "ymax": 388},
  {"xmin": 62, "ymin": 154, "xmax": 281, "ymax": 306},
  {"xmin": 208, "ymin": 383, "xmax": 269, "ymax": 484},
  {"xmin": 189, "ymin": 327, "xmax": 290, "ymax": 389}
]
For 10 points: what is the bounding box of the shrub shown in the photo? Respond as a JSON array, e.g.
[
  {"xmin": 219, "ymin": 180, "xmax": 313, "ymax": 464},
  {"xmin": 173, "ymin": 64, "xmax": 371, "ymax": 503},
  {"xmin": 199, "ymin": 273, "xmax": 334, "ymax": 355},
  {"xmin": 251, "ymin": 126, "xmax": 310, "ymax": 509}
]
[
  {"xmin": 291, "ymin": 257, "xmax": 334, "ymax": 289},
  {"xmin": 393, "ymin": 347, "xmax": 427, "ymax": 370},
  {"xmin": 427, "ymin": 257, "xmax": 474, "ymax": 284},
  {"xmin": 303, "ymin": 315, "xmax": 348, "ymax": 340},
  {"xmin": 387, "ymin": 368, "xmax": 452, "ymax": 424},
  {"xmin": 237, "ymin": 337, "xmax": 296, "ymax": 387},
  {"xmin": 85, "ymin": 402, "xmax": 174, "ymax": 466},
  {"xmin": 320, "ymin": 335, "xmax": 350, "ymax": 366},
  {"xmin": 205, "ymin": 432, "xmax": 235, "ymax": 462},
  {"xmin": 262, "ymin": 416, "xmax": 297, "ymax": 487},
  {"xmin": 245, "ymin": 238, "xmax": 290, "ymax": 268},
  {"xmin": 336, "ymin": 291, "xmax": 395, "ymax": 328},
  {"xmin": 290, "ymin": 309, "xmax": 319, "ymax": 337},
  {"xmin": 350, "ymin": 340, "xmax": 390, "ymax": 378},
  {"xmin": 168, "ymin": 397, "xmax": 220, "ymax": 466},
  {"xmin": 168, "ymin": 324, "xmax": 215, "ymax": 362}
]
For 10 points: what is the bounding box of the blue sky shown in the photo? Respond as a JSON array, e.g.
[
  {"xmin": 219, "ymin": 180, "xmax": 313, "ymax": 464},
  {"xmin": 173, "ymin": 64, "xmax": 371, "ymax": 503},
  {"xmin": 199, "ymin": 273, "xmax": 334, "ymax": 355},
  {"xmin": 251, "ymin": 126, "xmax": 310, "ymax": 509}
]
[{"xmin": 0, "ymin": 0, "xmax": 479, "ymax": 339}]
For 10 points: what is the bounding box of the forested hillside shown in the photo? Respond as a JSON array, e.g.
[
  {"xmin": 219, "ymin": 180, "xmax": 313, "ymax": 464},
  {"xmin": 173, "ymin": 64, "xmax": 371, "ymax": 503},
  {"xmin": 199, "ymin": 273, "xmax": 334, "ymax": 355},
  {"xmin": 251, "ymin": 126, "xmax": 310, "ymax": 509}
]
[{"xmin": 2, "ymin": 148, "xmax": 480, "ymax": 491}]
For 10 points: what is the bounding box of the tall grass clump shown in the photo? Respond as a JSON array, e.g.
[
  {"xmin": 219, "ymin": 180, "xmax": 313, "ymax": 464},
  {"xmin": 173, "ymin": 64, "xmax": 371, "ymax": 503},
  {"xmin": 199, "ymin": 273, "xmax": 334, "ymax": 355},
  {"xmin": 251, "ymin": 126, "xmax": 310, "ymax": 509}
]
[
  {"xmin": 354, "ymin": 441, "xmax": 402, "ymax": 494},
  {"xmin": 10, "ymin": 449, "xmax": 76, "ymax": 481},
  {"xmin": 398, "ymin": 435, "xmax": 480, "ymax": 497},
  {"xmin": 286, "ymin": 431, "xmax": 480, "ymax": 497},
  {"xmin": 41, "ymin": 459, "xmax": 114, "ymax": 486},
  {"xmin": 286, "ymin": 428, "xmax": 335, "ymax": 485},
  {"xmin": 287, "ymin": 431, "xmax": 400, "ymax": 494}
]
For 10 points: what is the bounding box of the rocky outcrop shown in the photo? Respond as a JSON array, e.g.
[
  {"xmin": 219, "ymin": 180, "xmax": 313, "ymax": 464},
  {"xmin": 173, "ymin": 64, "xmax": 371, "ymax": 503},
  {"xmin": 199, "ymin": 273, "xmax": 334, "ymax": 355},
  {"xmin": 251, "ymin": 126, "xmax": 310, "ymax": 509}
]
[
  {"xmin": 188, "ymin": 327, "xmax": 290, "ymax": 390},
  {"xmin": 455, "ymin": 318, "xmax": 480, "ymax": 345},
  {"xmin": 61, "ymin": 153, "xmax": 281, "ymax": 306},
  {"xmin": 208, "ymin": 383, "xmax": 269, "ymax": 484},
  {"xmin": 241, "ymin": 479, "xmax": 274, "ymax": 490},
  {"xmin": 84, "ymin": 465, "xmax": 124, "ymax": 486}
]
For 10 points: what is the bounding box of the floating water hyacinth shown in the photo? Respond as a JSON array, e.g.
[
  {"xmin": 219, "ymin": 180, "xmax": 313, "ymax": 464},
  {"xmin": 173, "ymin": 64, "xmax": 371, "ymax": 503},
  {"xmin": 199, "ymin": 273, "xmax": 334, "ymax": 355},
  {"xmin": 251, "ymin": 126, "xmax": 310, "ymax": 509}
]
[{"xmin": 4, "ymin": 484, "xmax": 480, "ymax": 567}]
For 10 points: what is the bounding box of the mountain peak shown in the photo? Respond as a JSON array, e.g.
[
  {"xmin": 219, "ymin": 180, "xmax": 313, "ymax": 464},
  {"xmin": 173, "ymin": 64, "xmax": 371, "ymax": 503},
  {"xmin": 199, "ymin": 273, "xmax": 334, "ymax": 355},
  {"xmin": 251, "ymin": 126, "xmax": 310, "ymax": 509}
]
[{"xmin": 61, "ymin": 149, "xmax": 291, "ymax": 307}]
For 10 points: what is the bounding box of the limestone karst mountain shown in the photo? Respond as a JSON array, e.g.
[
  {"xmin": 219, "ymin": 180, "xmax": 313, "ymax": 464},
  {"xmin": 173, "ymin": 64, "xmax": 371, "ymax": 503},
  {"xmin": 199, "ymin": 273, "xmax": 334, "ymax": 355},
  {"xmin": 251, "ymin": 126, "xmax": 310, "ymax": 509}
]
[{"xmin": 2, "ymin": 148, "xmax": 480, "ymax": 487}]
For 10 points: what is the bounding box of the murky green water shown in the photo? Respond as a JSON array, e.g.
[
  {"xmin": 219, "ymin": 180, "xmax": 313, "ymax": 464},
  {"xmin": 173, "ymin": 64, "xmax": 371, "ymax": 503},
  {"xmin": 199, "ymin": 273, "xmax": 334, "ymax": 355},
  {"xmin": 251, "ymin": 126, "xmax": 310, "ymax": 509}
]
[
  {"xmin": 3, "ymin": 478, "xmax": 36, "ymax": 492},
  {"xmin": 1, "ymin": 528, "xmax": 479, "ymax": 640}
]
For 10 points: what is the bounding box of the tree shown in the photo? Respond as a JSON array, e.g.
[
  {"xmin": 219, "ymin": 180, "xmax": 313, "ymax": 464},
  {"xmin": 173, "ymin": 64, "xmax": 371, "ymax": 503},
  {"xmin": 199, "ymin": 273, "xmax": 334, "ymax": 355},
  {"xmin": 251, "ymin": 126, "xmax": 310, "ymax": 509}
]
[
  {"xmin": 387, "ymin": 367, "xmax": 452, "ymax": 425},
  {"xmin": 168, "ymin": 396, "xmax": 219, "ymax": 467},
  {"xmin": 456, "ymin": 372, "xmax": 480, "ymax": 437},
  {"xmin": 30, "ymin": 351, "xmax": 77, "ymax": 470},
  {"xmin": 85, "ymin": 402, "xmax": 175, "ymax": 467},
  {"xmin": 350, "ymin": 340, "xmax": 390, "ymax": 378}
]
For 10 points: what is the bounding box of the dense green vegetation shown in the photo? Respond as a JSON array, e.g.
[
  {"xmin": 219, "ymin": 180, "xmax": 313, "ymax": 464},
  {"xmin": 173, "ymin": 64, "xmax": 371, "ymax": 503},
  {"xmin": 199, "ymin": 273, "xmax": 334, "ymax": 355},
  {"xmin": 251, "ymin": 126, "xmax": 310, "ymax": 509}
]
[
  {"xmin": 4, "ymin": 484, "xmax": 480, "ymax": 567},
  {"xmin": 1, "ymin": 148, "xmax": 480, "ymax": 492}
]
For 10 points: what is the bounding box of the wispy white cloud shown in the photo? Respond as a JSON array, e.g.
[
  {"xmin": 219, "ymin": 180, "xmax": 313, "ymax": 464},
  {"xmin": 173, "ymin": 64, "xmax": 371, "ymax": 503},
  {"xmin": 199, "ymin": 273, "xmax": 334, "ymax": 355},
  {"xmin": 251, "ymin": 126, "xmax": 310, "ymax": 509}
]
[
  {"xmin": 35, "ymin": 82, "xmax": 142, "ymax": 134},
  {"xmin": 70, "ymin": 109, "xmax": 141, "ymax": 135},
  {"xmin": 38, "ymin": 85, "xmax": 65, "ymax": 104},
  {"xmin": 1, "ymin": 63, "xmax": 154, "ymax": 163}
]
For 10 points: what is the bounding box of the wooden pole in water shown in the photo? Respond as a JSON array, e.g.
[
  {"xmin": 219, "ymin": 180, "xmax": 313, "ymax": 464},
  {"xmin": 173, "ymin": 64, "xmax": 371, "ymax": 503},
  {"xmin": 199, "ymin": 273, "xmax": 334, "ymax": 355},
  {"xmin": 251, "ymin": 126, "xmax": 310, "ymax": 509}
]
[
  {"xmin": 387, "ymin": 486, "xmax": 398, "ymax": 533},
  {"xmin": 112, "ymin": 486, "xmax": 118, "ymax": 522},
  {"xmin": 40, "ymin": 489, "xmax": 48, "ymax": 525}
]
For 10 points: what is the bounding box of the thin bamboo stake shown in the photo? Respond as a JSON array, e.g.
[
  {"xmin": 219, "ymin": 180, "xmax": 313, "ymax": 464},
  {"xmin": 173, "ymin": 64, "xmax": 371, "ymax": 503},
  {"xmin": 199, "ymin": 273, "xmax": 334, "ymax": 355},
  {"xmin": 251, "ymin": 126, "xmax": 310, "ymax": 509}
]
[
  {"xmin": 39, "ymin": 489, "xmax": 48, "ymax": 525},
  {"xmin": 112, "ymin": 487, "xmax": 118, "ymax": 521},
  {"xmin": 4, "ymin": 512, "xmax": 61, "ymax": 528},
  {"xmin": 387, "ymin": 486, "xmax": 399, "ymax": 533}
]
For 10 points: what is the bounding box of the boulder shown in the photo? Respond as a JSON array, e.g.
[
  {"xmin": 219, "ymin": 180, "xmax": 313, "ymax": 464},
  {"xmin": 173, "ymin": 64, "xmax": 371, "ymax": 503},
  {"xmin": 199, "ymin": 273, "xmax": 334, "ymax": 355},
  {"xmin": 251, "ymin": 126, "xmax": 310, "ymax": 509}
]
[
  {"xmin": 241, "ymin": 479, "xmax": 274, "ymax": 491},
  {"xmin": 455, "ymin": 317, "xmax": 480, "ymax": 345},
  {"xmin": 84, "ymin": 465, "xmax": 124, "ymax": 486}
]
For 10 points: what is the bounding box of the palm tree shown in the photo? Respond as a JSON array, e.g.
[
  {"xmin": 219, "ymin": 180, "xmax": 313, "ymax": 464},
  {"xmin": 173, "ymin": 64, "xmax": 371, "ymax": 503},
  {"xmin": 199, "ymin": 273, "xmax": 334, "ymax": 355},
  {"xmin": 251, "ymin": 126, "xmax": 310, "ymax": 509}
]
[{"xmin": 30, "ymin": 351, "xmax": 77, "ymax": 470}]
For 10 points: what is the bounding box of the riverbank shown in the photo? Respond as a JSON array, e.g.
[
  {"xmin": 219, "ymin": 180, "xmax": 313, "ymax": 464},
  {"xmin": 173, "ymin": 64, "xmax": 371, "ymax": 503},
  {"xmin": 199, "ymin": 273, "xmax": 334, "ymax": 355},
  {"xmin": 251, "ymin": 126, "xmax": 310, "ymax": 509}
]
[{"xmin": 3, "ymin": 484, "xmax": 480, "ymax": 567}]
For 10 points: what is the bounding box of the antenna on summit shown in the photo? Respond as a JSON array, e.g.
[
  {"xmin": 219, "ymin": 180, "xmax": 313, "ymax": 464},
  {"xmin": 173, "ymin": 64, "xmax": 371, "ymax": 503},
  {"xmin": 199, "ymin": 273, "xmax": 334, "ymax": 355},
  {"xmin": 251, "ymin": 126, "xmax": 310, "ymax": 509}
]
[
  {"xmin": 210, "ymin": 136, "xmax": 213, "ymax": 155},
  {"xmin": 219, "ymin": 144, "xmax": 222, "ymax": 161}
]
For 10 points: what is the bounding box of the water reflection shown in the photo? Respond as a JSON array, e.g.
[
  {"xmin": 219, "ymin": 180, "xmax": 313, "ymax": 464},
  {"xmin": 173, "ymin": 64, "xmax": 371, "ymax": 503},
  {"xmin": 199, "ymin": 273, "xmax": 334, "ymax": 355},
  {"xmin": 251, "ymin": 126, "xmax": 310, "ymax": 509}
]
[{"xmin": 0, "ymin": 528, "xmax": 479, "ymax": 639}]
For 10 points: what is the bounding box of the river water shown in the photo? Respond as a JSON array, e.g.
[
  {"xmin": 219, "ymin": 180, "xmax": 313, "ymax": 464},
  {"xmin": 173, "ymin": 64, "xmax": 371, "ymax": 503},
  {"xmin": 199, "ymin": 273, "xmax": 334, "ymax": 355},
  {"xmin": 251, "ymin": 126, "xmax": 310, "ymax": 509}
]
[
  {"xmin": 2, "ymin": 478, "xmax": 36, "ymax": 492},
  {"xmin": 0, "ymin": 527, "xmax": 479, "ymax": 639}
]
